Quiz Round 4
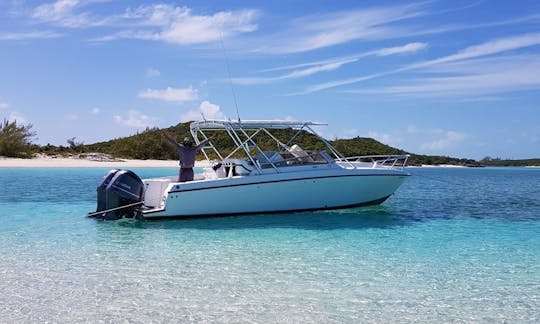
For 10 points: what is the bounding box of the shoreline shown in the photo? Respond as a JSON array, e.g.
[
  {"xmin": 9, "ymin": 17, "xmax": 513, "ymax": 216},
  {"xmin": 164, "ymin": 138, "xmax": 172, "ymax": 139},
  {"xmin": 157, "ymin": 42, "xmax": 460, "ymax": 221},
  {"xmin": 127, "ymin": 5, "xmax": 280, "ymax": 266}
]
[
  {"xmin": 1, "ymin": 157, "xmax": 538, "ymax": 169},
  {"xmin": 0, "ymin": 157, "xmax": 211, "ymax": 168}
]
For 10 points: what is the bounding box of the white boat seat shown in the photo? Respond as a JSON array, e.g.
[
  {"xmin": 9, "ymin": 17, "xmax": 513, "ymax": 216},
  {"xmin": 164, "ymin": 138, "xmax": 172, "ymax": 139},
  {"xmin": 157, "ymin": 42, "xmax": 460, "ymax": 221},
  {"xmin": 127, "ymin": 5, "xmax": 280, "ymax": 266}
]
[
  {"xmin": 221, "ymin": 158, "xmax": 254, "ymax": 176},
  {"xmin": 255, "ymin": 151, "xmax": 283, "ymax": 167},
  {"xmin": 289, "ymin": 144, "xmax": 314, "ymax": 163}
]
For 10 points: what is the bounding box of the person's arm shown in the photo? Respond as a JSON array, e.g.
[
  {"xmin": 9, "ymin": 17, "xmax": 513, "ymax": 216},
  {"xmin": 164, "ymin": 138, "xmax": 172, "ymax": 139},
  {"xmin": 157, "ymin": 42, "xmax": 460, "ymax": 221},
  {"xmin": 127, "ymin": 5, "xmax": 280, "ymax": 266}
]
[
  {"xmin": 195, "ymin": 137, "xmax": 211, "ymax": 150},
  {"xmin": 165, "ymin": 135, "xmax": 183, "ymax": 151}
]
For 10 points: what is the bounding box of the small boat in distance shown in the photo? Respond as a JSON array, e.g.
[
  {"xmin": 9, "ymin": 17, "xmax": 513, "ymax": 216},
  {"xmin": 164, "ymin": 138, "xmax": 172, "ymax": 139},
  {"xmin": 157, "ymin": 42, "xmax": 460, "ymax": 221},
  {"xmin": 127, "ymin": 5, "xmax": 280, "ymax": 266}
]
[{"xmin": 90, "ymin": 120, "xmax": 410, "ymax": 220}]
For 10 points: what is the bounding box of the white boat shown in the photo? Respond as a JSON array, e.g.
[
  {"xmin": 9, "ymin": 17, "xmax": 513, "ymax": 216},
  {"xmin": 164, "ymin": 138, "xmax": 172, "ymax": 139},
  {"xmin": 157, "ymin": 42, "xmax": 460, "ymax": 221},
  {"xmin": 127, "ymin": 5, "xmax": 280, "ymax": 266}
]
[{"xmin": 91, "ymin": 120, "xmax": 410, "ymax": 220}]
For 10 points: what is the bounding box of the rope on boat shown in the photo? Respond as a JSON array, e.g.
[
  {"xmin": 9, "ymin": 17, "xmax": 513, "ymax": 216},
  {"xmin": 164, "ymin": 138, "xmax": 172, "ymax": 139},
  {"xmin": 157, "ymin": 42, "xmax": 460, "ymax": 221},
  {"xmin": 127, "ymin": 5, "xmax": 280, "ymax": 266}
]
[{"xmin": 87, "ymin": 201, "xmax": 144, "ymax": 218}]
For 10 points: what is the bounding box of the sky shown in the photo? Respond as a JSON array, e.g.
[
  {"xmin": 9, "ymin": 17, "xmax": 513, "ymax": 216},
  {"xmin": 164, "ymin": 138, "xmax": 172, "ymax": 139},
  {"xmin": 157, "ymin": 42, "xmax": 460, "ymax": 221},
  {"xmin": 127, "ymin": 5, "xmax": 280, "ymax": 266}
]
[{"xmin": 1, "ymin": 0, "xmax": 539, "ymax": 160}]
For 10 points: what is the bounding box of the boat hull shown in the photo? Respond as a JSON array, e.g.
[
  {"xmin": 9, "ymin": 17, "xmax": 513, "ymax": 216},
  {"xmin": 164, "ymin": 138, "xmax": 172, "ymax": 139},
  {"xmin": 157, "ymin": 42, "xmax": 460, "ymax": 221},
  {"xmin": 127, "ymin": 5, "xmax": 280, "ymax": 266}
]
[{"xmin": 142, "ymin": 170, "xmax": 408, "ymax": 219}]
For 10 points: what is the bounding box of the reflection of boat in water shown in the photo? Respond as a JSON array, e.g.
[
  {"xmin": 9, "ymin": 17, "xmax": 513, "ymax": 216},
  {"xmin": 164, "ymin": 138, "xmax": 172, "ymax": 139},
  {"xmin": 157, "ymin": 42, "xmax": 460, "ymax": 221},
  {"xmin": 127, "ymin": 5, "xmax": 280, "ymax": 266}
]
[{"xmin": 90, "ymin": 120, "xmax": 410, "ymax": 220}]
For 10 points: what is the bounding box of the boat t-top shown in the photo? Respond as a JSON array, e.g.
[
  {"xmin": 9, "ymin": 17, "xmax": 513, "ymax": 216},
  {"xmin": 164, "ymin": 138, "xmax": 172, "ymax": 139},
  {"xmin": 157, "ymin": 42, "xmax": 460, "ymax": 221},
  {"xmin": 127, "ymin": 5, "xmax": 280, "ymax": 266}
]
[{"xmin": 91, "ymin": 119, "xmax": 410, "ymax": 220}]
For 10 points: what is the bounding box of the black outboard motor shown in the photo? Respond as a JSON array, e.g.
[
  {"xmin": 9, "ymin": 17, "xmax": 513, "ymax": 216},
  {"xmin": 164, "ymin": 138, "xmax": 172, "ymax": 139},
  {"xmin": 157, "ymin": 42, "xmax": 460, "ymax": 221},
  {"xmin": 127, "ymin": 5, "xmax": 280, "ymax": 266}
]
[{"xmin": 94, "ymin": 169, "xmax": 144, "ymax": 220}]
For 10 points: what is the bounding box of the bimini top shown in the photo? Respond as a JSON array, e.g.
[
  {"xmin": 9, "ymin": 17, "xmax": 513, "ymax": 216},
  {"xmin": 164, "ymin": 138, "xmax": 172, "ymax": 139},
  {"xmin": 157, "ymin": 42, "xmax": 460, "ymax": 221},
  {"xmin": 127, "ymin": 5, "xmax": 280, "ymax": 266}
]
[{"xmin": 190, "ymin": 119, "xmax": 326, "ymax": 131}]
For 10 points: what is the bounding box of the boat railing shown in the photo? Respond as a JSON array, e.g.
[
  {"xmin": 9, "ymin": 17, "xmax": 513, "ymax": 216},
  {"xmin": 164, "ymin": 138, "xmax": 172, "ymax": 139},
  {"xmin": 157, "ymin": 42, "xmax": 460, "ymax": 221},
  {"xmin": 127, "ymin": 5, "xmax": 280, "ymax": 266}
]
[{"xmin": 337, "ymin": 154, "xmax": 410, "ymax": 170}]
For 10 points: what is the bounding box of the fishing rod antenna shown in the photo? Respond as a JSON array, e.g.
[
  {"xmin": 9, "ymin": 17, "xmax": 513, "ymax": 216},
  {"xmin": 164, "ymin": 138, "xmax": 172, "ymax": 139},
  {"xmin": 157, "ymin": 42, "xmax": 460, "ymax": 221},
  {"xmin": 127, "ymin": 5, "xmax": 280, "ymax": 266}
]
[{"xmin": 219, "ymin": 33, "xmax": 241, "ymax": 123}]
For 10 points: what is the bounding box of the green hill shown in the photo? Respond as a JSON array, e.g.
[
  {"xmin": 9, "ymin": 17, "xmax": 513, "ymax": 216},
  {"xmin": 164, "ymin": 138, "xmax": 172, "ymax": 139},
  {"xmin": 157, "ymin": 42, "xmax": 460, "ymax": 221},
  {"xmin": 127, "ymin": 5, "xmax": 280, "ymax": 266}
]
[{"xmin": 77, "ymin": 121, "xmax": 486, "ymax": 166}]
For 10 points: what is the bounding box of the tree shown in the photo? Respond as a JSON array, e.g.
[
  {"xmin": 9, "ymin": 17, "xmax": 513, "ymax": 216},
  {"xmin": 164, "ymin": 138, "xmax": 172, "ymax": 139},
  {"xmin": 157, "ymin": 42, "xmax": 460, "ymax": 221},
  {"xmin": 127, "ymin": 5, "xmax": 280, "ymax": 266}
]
[
  {"xmin": 0, "ymin": 118, "xmax": 37, "ymax": 158},
  {"xmin": 67, "ymin": 136, "xmax": 84, "ymax": 153}
]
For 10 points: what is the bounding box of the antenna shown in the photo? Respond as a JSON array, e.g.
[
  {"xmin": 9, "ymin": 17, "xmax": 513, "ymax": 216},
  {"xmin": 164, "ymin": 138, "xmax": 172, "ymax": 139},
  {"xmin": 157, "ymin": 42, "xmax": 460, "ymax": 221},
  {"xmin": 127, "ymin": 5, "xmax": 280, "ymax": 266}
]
[{"xmin": 219, "ymin": 33, "xmax": 241, "ymax": 123}]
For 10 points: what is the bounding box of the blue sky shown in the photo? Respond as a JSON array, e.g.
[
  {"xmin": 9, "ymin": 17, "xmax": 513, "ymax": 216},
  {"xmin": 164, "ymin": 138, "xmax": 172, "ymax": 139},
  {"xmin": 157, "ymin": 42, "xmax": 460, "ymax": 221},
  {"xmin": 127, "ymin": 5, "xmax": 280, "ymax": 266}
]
[{"xmin": 1, "ymin": 0, "xmax": 539, "ymax": 159}]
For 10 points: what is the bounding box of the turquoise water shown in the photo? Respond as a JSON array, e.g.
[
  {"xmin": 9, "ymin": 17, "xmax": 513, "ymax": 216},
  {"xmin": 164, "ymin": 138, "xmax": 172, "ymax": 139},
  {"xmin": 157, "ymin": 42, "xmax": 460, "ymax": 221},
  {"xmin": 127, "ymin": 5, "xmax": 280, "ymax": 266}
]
[{"xmin": 0, "ymin": 167, "xmax": 539, "ymax": 323}]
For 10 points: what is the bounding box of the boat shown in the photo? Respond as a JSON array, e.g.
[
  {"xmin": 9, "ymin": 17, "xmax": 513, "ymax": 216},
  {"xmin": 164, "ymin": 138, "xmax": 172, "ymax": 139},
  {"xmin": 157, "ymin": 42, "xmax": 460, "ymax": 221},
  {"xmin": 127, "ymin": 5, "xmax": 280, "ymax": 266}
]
[{"xmin": 90, "ymin": 120, "xmax": 410, "ymax": 220}]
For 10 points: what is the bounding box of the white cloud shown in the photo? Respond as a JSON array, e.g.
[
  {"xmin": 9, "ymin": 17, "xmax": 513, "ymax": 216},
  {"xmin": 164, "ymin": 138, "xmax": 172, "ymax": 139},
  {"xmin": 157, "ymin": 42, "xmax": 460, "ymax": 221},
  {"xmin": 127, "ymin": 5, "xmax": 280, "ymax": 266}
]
[
  {"xmin": 373, "ymin": 42, "xmax": 427, "ymax": 56},
  {"xmin": 99, "ymin": 5, "xmax": 259, "ymax": 45},
  {"xmin": 368, "ymin": 131, "xmax": 403, "ymax": 146},
  {"xmin": 458, "ymin": 96, "xmax": 502, "ymax": 102},
  {"xmin": 138, "ymin": 86, "xmax": 198, "ymax": 103},
  {"xmin": 181, "ymin": 101, "xmax": 226, "ymax": 122},
  {"xmin": 146, "ymin": 67, "xmax": 160, "ymax": 77},
  {"xmin": 90, "ymin": 107, "xmax": 100, "ymax": 114},
  {"xmin": 0, "ymin": 30, "xmax": 61, "ymax": 41},
  {"xmin": 306, "ymin": 33, "xmax": 540, "ymax": 94},
  {"xmin": 232, "ymin": 57, "xmax": 359, "ymax": 85},
  {"xmin": 64, "ymin": 113, "xmax": 78, "ymax": 120},
  {"xmin": 234, "ymin": 42, "xmax": 426, "ymax": 86},
  {"xmin": 353, "ymin": 54, "xmax": 540, "ymax": 98},
  {"xmin": 421, "ymin": 130, "xmax": 466, "ymax": 151},
  {"xmin": 409, "ymin": 32, "xmax": 540, "ymax": 69},
  {"xmin": 7, "ymin": 112, "xmax": 27, "ymax": 124},
  {"xmin": 154, "ymin": 9, "xmax": 258, "ymax": 45},
  {"xmin": 113, "ymin": 110, "xmax": 157, "ymax": 128},
  {"xmin": 304, "ymin": 72, "xmax": 387, "ymax": 94},
  {"xmin": 0, "ymin": 101, "xmax": 8, "ymax": 109},
  {"xmin": 31, "ymin": 0, "xmax": 107, "ymax": 28},
  {"xmin": 342, "ymin": 128, "xmax": 359, "ymax": 138},
  {"xmin": 27, "ymin": 2, "xmax": 258, "ymax": 44},
  {"xmin": 365, "ymin": 126, "xmax": 467, "ymax": 155},
  {"xmin": 285, "ymin": 58, "xmax": 358, "ymax": 79},
  {"xmin": 255, "ymin": 3, "xmax": 425, "ymax": 54}
]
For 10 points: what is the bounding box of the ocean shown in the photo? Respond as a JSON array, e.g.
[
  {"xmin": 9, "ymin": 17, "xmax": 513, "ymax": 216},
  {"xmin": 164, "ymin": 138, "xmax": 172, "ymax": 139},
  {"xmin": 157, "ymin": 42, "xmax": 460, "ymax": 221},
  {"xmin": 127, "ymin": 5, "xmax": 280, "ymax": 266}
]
[{"xmin": 0, "ymin": 167, "xmax": 539, "ymax": 323}]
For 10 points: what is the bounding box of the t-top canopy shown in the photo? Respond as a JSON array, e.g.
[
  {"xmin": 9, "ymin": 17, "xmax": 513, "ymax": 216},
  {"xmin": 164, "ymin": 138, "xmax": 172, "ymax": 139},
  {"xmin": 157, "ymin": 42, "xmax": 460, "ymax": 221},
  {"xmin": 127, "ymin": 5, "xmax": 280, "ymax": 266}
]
[{"xmin": 190, "ymin": 119, "xmax": 327, "ymax": 131}]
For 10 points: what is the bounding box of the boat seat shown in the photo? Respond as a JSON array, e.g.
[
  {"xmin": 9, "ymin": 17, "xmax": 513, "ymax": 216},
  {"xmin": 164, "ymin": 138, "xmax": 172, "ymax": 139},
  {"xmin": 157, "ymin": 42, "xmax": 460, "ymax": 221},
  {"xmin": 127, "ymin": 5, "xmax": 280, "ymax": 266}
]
[
  {"xmin": 288, "ymin": 144, "xmax": 314, "ymax": 163},
  {"xmin": 221, "ymin": 159, "xmax": 254, "ymax": 176},
  {"xmin": 255, "ymin": 151, "xmax": 283, "ymax": 167}
]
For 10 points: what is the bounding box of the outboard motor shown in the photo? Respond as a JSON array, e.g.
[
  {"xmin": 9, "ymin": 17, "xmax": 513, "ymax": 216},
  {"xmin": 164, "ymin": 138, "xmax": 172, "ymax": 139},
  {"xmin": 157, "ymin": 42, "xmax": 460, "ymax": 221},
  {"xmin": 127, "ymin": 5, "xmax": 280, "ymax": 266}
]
[{"xmin": 93, "ymin": 169, "xmax": 144, "ymax": 220}]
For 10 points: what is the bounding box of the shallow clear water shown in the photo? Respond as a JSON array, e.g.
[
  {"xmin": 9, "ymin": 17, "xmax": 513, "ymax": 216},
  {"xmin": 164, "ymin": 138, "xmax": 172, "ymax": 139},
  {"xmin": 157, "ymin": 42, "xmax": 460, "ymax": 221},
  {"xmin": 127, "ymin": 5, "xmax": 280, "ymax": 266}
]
[{"xmin": 0, "ymin": 167, "xmax": 539, "ymax": 323}]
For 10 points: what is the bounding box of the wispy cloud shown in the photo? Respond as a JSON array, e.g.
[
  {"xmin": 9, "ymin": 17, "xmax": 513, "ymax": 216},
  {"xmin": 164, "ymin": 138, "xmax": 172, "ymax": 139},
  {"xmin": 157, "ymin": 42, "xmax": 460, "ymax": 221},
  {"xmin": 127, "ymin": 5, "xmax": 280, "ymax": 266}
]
[
  {"xmin": 307, "ymin": 33, "xmax": 540, "ymax": 94},
  {"xmin": 90, "ymin": 107, "xmax": 100, "ymax": 114},
  {"xmin": 7, "ymin": 112, "xmax": 27, "ymax": 124},
  {"xmin": 0, "ymin": 30, "xmax": 61, "ymax": 40},
  {"xmin": 0, "ymin": 101, "xmax": 9, "ymax": 109},
  {"xmin": 95, "ymin": 4, "xmax": 259, "ymax": 45},
  {"xmin": 408, "ymin": 32, "xmax": 540, "ymax": 69},
  {"xmin": 373, "ymin": 42, "xmax": 427, "ymax": 56},
  {"xmin": 342, "ymin": 128, "xmax": 359, "ymax": 138},
  {"xmin": 367, "ymin": 126, "xmax": 467, "ymax": 154},
  {"xmin": 351, "ymin": 54, "xmax": 540, "ymax": 98},
  {"xmin": 113, "ymin": 110, "xmax": 157, "ymax": 128},
  {"xmin": 31, "ymin": 0, "xmax": 109, "ymax": 28},
  {"xmin": 253, "ymin": 3, "xmax": 426, "ymax": 54},
  {"xmin": 64, "ymin": 113, "xmax": 78, "ymax": 120},
  {"xmin": 231, "ymin": 57, "xmax": 358, "ymax": 85},
  {"xmin": 138, "ymin": 86, "xmax": 198, "ymax": 103},
  {"xmin": 368, "ymin": 130, "xmax": 404, "ymax": 146},
  {"xmin": 24, "ymin": 1, "xmax": 259, "ymax": 44},
  {"xmin": 233, "ymin": 42, "xmax": 427, "ymax": 85},
  {"xmin": 304, "ymin": 72, "xmax": 389, "ymax": 94},
  {"xmin": 410, "ymin": 13, "xmax": 540, "ymax": 38},
  {"xmin": 181, "ymin": 101, "xmax": 226, "ymax": 122},
  {"xmin": 146, "ymin": 67, "xmax": 160, "ymax": 78},
  {"xmin": 421, "ymin": 130, "xmax": 467, "ymax": 151}
]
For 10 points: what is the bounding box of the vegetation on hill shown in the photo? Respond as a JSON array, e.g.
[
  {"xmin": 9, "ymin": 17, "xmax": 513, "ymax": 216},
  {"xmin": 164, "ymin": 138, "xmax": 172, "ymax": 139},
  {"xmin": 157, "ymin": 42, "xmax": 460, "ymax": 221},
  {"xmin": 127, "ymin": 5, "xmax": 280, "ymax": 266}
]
[
  {"xmin": 81, "ymin": 122, "xmax": 485, "ymax": 166},
  {"xmin": 3, "ymin": 118, "xmax": 538, "ymax": 166},
  {"xmin": 479, "ymin": 157, "xmax": 540, "ymax": 167},
  {"xmin": 0, "ymin": 119, "xmax": 37, "ymax": 158}
]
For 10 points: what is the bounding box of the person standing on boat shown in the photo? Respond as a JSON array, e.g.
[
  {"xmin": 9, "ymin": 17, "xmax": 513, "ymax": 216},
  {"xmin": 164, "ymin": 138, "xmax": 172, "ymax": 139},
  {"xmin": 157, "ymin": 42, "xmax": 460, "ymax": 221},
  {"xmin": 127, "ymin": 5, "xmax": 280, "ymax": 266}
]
[{"xmin": 166, "ymin": 135, "xmax": 211, "ymax": 182}]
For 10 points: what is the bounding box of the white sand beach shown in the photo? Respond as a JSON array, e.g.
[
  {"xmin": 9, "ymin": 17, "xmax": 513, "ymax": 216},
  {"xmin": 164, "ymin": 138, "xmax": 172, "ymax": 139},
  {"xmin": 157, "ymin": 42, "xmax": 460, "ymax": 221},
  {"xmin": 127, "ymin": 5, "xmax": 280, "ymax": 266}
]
[{"xmin": 0, "ymin": 156, "xmax": 194, "ymax": 168}]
